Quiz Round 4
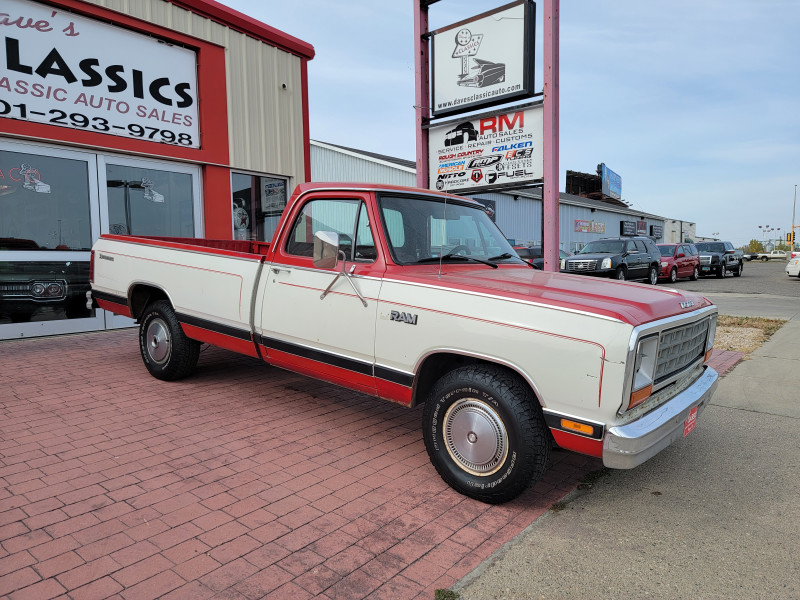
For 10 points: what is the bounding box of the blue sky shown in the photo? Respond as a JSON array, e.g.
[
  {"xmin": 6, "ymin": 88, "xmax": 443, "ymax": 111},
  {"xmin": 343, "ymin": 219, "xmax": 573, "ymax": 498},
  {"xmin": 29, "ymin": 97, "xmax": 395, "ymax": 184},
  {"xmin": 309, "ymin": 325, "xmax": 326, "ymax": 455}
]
[{"xmin": 218, "ymin": 0, "xmax": 800, "ymax": 247}]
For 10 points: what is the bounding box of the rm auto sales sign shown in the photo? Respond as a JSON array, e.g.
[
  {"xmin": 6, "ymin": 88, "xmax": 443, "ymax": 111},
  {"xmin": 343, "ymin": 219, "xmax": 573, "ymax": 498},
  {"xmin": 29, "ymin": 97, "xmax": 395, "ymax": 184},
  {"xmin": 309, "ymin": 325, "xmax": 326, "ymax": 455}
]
[
  {"xmin": 428, "ymin": 104, "xmax": 543, "ymax": 193},
  {"xmin": 0, "ymin": 0, "xmax": 200, "ymax": 148}
]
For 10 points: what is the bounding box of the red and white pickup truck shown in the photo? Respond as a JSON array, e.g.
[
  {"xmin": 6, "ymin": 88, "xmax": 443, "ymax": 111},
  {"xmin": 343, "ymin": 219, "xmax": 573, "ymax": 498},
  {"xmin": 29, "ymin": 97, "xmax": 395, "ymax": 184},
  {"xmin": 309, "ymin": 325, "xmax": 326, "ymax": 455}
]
[{"xmin": 90, "ymin": 183, "xmax": 719, "ymax": 503}]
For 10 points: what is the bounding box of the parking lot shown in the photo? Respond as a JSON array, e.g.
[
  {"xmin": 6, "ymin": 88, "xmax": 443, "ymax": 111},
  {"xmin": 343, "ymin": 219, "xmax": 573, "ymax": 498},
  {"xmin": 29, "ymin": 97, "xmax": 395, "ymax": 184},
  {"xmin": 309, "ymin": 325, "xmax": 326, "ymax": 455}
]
[
  {"xmin": 0, "ymin": 261, "xmax": 790, "ymax": 600},
  {"xmin": 667, "ymin": 256, "xmax": 799, "ymax": 296},
  {"xmin": 1, "ymin": 328, "xmax": 604, "ymax": 600}
]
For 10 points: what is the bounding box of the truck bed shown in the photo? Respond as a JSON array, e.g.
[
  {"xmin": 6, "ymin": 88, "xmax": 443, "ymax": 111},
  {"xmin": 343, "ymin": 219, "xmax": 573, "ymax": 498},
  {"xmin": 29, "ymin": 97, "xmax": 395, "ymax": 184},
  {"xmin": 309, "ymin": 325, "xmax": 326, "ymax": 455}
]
[{"xmin": 92, "ymin": 235, "xmax": 270, "ymax": 356}]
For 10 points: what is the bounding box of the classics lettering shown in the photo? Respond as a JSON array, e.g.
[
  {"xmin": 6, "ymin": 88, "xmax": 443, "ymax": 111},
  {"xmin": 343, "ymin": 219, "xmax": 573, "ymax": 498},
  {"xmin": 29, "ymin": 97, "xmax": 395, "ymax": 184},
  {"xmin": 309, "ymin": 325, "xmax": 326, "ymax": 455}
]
[{"xmin": 2, "ymin": 36, "xmax": 194, "ymax": 108}]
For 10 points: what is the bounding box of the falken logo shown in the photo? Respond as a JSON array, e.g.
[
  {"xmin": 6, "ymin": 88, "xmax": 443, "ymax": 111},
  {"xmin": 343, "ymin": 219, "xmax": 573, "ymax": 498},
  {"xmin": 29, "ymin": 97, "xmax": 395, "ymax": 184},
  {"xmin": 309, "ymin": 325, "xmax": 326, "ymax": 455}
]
[
  {"xmin": 390, "ymin": 310, "xmax": 418, "ymax": 325},
  {"xmin": 680, "ymin": 300, "xmax": 694, "ymax": 309}
]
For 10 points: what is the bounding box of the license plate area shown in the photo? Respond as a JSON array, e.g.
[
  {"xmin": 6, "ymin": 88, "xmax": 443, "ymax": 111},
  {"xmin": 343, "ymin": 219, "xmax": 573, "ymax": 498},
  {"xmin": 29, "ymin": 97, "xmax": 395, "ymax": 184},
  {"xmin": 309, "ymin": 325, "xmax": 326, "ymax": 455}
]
[{"xmin": 683, "ymin": 406, "xmax": 698, "ymax": 437}]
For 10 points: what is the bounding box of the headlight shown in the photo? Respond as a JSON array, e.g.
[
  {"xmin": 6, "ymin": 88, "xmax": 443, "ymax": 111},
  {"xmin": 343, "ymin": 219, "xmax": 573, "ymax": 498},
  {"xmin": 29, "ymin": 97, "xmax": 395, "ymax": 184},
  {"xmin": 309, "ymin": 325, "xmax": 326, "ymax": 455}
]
[
  {"xmin": 630, "ymin": 335, "xmax": 658, "ymax": 409},
  {"xmin": 560, "ymin": 258, "xmax": 566, "ymax": 269},
  {"xmin": 660, "ymin": 261, "xmax": 668, "ymax": 268},
  {"xmin": 601, "ymin": 257, "xmax": 612, "ymax": 269},
  {"xmin": 706, "ymin": 314, "xmax": 718, "ymax": 353}
]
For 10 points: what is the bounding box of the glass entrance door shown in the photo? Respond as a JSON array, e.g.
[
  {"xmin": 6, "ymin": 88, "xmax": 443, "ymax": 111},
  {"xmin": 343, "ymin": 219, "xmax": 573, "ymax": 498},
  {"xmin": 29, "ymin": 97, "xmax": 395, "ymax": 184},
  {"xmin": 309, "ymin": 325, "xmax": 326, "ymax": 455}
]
[
  {"xmin": 0, "ymin": 141, "xmax": 104, "ymax": 339},
  {"xmin": 98, "ymin": 155, "xmax": 203, "ymax": 329}
]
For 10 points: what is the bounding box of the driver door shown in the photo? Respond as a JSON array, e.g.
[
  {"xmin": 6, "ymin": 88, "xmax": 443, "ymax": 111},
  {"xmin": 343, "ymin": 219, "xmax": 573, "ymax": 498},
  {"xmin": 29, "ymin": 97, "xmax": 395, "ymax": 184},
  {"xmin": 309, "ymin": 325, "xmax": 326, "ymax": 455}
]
[{"xmin": 257, "ymin": 193, "xmax": 384, "ymax": 394}]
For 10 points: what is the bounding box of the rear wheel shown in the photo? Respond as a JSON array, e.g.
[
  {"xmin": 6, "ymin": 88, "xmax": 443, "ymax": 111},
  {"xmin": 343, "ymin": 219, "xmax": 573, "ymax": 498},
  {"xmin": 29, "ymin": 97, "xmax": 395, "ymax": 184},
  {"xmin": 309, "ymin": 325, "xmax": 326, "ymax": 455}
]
[
  {"xmin": 422, "ymin": 364, "xmax": 550, "ymax": 504},
  {"xmin": 669, "ymin": 267, "xmax": 678, "ymax": 283},
  {"xmin": 139, "ymin": 300, "xmax": 200, "ymax": 381}
]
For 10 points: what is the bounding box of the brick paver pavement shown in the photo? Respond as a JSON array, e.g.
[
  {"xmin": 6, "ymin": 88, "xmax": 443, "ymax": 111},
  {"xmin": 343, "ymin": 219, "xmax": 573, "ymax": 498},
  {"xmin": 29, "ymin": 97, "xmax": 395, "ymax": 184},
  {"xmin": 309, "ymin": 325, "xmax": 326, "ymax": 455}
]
[{"xmin": 1, "ymin": 330, "xmax": 738, "ymax": 599}]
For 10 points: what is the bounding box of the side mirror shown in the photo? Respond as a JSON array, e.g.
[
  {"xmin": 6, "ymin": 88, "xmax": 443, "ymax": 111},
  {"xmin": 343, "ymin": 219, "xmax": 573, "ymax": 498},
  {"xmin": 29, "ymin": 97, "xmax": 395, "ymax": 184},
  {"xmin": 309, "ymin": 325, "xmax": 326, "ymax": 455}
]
[
  {"xmin": 677, "ymin": 252, "xmax": 685, "ymax": 258},
  {"xmin": 313, "ymin": 231, "xmax": 340, "ymax": 269}
]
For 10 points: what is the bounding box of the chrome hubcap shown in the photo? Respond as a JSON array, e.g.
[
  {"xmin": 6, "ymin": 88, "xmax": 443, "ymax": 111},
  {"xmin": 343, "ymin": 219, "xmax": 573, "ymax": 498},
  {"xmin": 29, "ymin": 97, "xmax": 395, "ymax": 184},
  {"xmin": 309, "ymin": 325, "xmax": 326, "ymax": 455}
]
[
  {"xmin": 145, "ymin": 318, "xmax": 170, "ymax": 364},
  {"xmin": 443, "ymin": 398, "xmax": 508, "ymax": 476}
]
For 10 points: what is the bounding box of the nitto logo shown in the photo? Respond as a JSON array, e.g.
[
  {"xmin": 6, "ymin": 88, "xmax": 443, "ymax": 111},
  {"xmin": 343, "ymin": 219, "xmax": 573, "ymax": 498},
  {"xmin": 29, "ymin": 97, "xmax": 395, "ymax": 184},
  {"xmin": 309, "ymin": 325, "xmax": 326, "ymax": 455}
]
[{"xmin": 390, "ymin": 310, "xmax": 418, "ymax": 325}]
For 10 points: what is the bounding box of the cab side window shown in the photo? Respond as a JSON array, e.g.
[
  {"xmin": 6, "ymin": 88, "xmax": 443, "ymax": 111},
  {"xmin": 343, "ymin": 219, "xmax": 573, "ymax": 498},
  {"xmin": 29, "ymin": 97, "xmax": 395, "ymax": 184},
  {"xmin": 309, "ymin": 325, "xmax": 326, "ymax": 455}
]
[{"xmin": 286, "ymin": 198, "xmax": 364, "ymax": 260}]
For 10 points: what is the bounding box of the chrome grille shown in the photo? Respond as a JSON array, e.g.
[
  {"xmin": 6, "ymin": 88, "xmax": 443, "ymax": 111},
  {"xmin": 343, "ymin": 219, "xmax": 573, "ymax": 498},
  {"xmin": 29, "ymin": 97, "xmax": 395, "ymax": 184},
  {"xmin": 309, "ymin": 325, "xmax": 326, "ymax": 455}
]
[
  {"xmin": 655, "ymin": 319, "xmax": 709, "ymax": 382},
  {"xmin": 566, "ymin": 259, "xmax": 598, "ymax": 272},
  {"xmin": 700, "ymin": 256, "xmax": 711, "ymax": 265}
]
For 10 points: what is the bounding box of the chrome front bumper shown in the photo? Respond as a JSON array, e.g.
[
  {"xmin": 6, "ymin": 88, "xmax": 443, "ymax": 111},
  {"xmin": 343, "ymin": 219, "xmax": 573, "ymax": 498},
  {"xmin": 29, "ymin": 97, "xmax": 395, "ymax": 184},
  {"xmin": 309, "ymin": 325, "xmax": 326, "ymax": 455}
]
[{"xmin": 603, "ymin": 366, "xmax": 719, "ymax": 469}]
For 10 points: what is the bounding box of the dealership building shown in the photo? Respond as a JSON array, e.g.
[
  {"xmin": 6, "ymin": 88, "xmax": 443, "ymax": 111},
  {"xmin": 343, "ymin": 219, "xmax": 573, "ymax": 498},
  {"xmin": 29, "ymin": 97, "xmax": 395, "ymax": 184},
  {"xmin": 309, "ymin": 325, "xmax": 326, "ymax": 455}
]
[{"xmin": 1, "ymin": 0, "xmax": 313, "ymax": 339}]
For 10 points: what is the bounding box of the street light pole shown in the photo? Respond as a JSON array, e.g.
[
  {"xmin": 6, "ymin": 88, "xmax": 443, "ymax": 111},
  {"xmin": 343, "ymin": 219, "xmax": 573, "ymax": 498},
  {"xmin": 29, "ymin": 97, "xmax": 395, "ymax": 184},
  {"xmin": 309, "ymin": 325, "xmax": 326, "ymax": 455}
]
[{"xmin": 793, "ymin": 185, "xmax": 797, "ymax": 250}]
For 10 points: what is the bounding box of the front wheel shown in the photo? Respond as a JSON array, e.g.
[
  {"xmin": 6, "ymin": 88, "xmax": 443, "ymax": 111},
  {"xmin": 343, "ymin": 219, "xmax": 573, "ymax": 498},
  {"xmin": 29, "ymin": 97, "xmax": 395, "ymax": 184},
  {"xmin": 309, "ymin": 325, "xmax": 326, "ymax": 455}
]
[
  {"xmin": 615, "ymin": 266, "xmax": 627, "ymax": 281},
  {"xmin": 647, "ymin": 265, "xmax": 659, "ymax": 285},
  {"xmin": 669, "ymin": 267, "xmax": 678, "ymax": 284},
  {"xmin": 733, "ymin": 261, "xmax": 743, "ymax": 277},
  {"xmin": 761, "ymin": 256, "xmax": 768, "ymax": 262},
  {"xmin": 690, "ymin": 266, "xmax": 699, "ymax": 281},
  {"xmin": 422, "ymin": 364, "xmax": 550, "ymax": 504},
  {"xmin": 716, "ymin": 263, "xmax": 725, "ymax": 278},
  {"xmin": 139, "ymin": 300, "xmax": 200, "ymax": 381}
]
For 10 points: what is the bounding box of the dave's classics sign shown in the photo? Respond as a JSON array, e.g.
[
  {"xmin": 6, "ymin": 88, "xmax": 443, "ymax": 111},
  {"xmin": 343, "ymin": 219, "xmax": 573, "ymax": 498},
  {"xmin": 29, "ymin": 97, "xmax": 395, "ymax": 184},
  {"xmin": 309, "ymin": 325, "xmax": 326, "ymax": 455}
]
[{"xmin": 0, "ymin": 0, "xmax": 201, "ymax": 147}]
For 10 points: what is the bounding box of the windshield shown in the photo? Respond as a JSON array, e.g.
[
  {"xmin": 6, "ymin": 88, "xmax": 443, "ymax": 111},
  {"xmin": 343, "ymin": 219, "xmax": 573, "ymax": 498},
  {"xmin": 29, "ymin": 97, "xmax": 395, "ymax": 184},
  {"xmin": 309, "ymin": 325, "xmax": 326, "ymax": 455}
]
[
  {"xmin": 378, "ymin": 194, "xmax": 519, "ymax": 264},
  {"xmin": 695, "ymin": 242, "xmax": 725, "ymax": 253},
  {"xmin": 577, "ymin": 240, "xmax": 625, "ymax": 254},
  {"xmin": 658, "ymin": 245, "xmax": 676, "ymax": 257}
]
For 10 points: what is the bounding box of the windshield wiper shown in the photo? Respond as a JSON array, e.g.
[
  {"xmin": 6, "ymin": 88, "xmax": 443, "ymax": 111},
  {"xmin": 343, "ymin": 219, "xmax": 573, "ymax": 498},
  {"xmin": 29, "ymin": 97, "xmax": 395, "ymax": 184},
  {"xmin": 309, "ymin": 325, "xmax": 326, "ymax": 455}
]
[
  {"xmin": 416, "ymin": 253, "xmax": 498, "ymax": 268},
  {"xmin": 490, "ymin": 252, "xmax": 535, "ymax": 268}
]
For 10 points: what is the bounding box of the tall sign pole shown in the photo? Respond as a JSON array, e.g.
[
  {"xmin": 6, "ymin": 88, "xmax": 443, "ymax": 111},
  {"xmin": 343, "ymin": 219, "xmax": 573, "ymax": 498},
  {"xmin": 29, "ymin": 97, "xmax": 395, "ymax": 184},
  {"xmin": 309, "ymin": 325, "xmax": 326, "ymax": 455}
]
[
  {"xmin": 414, "ymin": 1, "xmax": 431, "ymax": 189},
  {"xmin": 542, "ymin": 0, "xmax": 560, "ymax": 271}
]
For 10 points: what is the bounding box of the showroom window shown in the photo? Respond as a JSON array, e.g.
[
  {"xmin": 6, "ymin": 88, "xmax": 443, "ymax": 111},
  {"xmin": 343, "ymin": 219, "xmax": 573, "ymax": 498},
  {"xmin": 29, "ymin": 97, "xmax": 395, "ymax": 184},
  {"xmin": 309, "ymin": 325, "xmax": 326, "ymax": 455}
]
[
  {"xmin": 231, "ymin": 173, "xmax": 288, "ymax": 242},
  {"xmin": 0, "ymin": 148, "xmax": 96, "ymax": 325},
  {"xmin": 0, "ymin": 150, "xmax": 92, "ymax": 250},
  {"xmin": 105, "ymin": 164, "xmax": 195, "ymax": 237}
]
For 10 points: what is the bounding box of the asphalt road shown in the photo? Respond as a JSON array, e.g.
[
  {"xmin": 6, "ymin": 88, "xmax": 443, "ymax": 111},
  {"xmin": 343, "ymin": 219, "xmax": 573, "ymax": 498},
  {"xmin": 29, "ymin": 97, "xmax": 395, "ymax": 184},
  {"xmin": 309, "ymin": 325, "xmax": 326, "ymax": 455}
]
[
  {"xmin": 666, "ymin": 259, "xmax": 800, "ymax": 320},
  {"xmin": 667, "ymin": 257, "xmax": 799, "ymax": 297},
  {"xmin": 454, "ymin": 259, "xmax": 800, "ymax": 600}
]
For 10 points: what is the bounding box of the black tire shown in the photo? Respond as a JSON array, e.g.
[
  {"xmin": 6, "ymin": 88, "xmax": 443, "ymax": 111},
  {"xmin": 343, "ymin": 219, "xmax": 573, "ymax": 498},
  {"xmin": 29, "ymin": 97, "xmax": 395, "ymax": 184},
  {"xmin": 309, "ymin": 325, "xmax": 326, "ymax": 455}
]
[
  {"xmin": 139, "ymin": 300, "xmax": 200, "ymax": 381},
  {"xmin": 422, "ymin": 364, "xmax": 550, "ymax": 504},
  {"xmin": 716, "ymin": 263, "xmax": 725, "ymax": 278},
  {"xmin": 669, "ymin": 267, "xmax": 677, "ymax": 284},
  {"xmin": 615, "ymin": 266, "xmax": 626, "ymax": 281},
  {"xmin": 647, "ymin": 265, "xmax": 658, "ymax": 285},
  {"xmin": 690, "ymin": 266, "xmax": 699, "ymax": 281},
  {"xmin": 761, "ymin": 256, "xmax": 768, "ymax": 262},
  {"xmin": 733, "ymin": 261, "xmax": 743, "ymax": 277}
]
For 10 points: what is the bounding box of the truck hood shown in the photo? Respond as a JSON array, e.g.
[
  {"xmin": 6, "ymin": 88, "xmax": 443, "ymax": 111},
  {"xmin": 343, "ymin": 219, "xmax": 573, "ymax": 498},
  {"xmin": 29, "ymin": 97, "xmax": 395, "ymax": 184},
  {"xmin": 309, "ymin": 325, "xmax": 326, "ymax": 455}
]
[{"xmin": 397, "ymin": 266, "xmax": 713, "ymax": 327}]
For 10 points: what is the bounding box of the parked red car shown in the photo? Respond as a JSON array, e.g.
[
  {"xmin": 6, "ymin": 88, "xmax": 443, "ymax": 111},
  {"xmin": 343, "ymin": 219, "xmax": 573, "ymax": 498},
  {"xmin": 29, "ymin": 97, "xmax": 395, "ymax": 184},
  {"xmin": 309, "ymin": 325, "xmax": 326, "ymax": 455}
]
[{"xmin": 657, "ymin": 243, "xmax": 700, "ymax": 283}]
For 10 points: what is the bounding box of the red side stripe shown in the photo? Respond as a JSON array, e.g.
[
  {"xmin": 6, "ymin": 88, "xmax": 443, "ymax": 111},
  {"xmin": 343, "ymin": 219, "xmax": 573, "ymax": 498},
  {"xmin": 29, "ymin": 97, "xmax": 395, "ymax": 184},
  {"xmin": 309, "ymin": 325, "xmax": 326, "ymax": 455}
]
[
  {"xmin": 261, "ymin": 346, "xmax": 377, "ymax": 396},
  {"xmin": 180, "ymin": 324, "xmax": 258, "ymax": 358},
  {"xmin": 96, "ymin": 299, "xmax": 132, "ymax": 318}
]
